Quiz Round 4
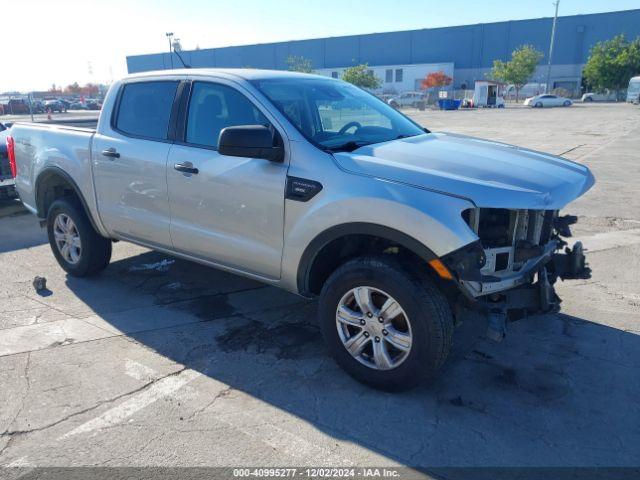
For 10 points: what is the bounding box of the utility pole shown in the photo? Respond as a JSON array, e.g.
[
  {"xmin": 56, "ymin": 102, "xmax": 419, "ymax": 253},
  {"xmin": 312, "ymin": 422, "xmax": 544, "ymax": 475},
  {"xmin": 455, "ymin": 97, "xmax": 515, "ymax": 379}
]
[
  {"xmin": 28, "ymin": 92, "xmax": 34, "ymax": 123},
  {"xmin": 166, "ymin": 32, "xmax": 174, "ymax": 69},
  {"xmin": 545, "ymin": 0, "xmax": 559, "ymax": 93}
]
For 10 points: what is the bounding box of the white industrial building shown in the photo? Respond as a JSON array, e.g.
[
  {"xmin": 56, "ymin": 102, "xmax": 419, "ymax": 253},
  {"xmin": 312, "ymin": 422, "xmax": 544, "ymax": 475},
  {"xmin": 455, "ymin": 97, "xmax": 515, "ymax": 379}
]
[{"xmin": 315, "ymin": 62, "xmax": 455, "ymax": 94}]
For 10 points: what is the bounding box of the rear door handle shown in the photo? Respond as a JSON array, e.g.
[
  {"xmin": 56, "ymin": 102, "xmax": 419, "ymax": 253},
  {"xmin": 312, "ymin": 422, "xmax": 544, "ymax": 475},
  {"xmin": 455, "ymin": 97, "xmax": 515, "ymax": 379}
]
[
  {"xmin": 174, "ymin": 163, "xmax": 199, "ymax": 175},
  {"xmin": 101, "ymin": 148, "xmax": 120, "ymax": 159}
]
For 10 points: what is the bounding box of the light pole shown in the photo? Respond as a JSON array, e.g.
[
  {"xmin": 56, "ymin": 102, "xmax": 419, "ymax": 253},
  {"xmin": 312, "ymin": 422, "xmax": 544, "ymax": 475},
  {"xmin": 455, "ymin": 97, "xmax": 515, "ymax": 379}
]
[
  {"xmin": 165, "ymin": 32, "xmax": 174, "ymax": 69},
  {"xmin": 545, "ymin": 0, "xmax": 560, "ymax": 93},
  {"xmin": 28, "ymin": 92, "xmax": 34, "ymax": 123}
]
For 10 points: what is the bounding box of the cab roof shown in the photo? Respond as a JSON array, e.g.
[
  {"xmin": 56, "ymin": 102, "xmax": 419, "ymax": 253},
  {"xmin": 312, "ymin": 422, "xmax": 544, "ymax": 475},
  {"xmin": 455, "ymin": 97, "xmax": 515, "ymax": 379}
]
[{"xmin": 124, "ymin": 68, "xmax": 333, "ymax": 82}]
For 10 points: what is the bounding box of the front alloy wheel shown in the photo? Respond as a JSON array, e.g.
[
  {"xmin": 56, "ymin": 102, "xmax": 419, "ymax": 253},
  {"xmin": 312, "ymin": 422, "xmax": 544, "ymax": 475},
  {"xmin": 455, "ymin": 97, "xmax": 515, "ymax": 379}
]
[
  {"xmin": 336, "ymin": 286, "xmax": 412, "ymax": 370},
  {"xmin": 318, "ymin": 255, "xmax": 454, "ymax": 391}
]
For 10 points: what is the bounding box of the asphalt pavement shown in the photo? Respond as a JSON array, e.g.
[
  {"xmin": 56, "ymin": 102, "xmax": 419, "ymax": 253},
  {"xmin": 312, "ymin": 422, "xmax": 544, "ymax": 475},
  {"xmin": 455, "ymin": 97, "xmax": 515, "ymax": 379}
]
[{"xmin": 0, "ymin": 103, "xmax": 638, "ymax": 476}]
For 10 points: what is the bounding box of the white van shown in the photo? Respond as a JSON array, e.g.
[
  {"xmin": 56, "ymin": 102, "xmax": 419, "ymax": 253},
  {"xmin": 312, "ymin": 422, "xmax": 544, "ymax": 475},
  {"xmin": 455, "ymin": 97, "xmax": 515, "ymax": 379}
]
[
  {"xmin": 627, "ymin": 76, "xmax": 640, "ymax": 103},
  {"xmin": 504, "ymin": 82, "xmax": 546, "ymax": 100}
]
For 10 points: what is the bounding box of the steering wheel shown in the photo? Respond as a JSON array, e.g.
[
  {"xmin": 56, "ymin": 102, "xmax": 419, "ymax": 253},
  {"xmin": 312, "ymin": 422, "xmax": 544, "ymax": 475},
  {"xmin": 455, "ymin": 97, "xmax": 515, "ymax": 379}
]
[{"xmin": 338, "ymin": 121, "xmax": 362, "ymax": 135}]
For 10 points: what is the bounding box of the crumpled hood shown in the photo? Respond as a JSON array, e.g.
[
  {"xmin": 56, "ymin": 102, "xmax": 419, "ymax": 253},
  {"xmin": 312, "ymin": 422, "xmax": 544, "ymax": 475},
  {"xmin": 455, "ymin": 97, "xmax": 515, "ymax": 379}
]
[{"xmin": 333, "ymin": 132, "xmax": 595, "ymax": 210}]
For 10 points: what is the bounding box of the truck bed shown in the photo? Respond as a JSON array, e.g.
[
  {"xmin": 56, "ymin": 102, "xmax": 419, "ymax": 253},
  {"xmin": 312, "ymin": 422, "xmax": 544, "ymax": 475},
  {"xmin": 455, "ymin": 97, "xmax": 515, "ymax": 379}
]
[{"xmin": 9, "ymin": 122, "xmax": 97, "ymax": 213}]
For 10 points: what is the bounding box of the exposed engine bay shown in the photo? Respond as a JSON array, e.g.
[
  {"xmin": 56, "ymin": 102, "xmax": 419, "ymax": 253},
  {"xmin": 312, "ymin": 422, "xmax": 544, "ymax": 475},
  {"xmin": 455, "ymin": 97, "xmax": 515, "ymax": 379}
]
[{"xmin": 443, "ymin": 208, "xmax": 591, "ymax": 340}]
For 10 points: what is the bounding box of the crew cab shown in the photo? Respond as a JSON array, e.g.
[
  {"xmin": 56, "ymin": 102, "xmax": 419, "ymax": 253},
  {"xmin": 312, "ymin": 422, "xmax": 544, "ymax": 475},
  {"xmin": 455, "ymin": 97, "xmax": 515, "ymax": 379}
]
[{"xmin": 9, "ymin": 70, "xmax": 594, "ymax": 390}]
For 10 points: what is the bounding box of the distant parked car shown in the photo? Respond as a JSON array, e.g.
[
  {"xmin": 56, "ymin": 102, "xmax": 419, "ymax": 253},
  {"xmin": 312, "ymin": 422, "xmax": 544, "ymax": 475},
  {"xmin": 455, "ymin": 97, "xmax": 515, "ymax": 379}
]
[
  {"xmin": 524, "ymin": 94, "xmax": 573, "ymax": 108},
  {"xmin": 44, "ymin": 100, "xmax": 67, "ymax": 113},
  {"xmin": 31, "ymin": 100, "xmax": 45, "ymax": 114},
  {"xmin": 85, "ymin": 100, "xmax": 102, "ymax": 111},
  {"xmin": 388, "ymin": 92, "xmax": 425, "ymax": 109},
  {"xmin": 0, "ymin": 99, "xmax": 30, "ymax": 115},
  {"xmin": 581, "ymin": 92, "xmax": 616, "ymax": 102},
  {"xmin": 69, "ymin": 101, "xmax": 88, "ymax": 110},
  {"xmin": 375, "ymin": 93, "xmax": 396, "ymax": 103}
]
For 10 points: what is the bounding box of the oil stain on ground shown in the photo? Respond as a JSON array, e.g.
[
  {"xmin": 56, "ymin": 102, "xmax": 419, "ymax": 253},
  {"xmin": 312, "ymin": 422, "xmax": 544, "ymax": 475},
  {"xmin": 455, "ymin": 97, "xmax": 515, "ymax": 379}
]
[{"xmin": 215, "ymin": 320, "xmax": 324, "ymax": 360}]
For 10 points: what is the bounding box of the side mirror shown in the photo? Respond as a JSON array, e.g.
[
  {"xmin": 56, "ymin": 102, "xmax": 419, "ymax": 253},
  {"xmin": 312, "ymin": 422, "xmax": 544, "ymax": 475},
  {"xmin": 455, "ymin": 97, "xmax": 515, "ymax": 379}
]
[{"xmin": 218, "ymin": 125, "xmax": 284, "ymax": 163}]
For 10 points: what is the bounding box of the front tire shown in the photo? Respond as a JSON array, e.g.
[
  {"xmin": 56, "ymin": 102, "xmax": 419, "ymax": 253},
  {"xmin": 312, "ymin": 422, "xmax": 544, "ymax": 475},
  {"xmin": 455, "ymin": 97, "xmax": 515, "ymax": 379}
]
[
  {"xmin": 47, "ymin": 197, "xmax": 112, "ymax": 277},
  {"xmin": 318, "ymin": 256, "xmax": 453, "ymax": 391},
  {"xmin": 535, "ymin": 102, "xmax": 543, "ymax": 108}
]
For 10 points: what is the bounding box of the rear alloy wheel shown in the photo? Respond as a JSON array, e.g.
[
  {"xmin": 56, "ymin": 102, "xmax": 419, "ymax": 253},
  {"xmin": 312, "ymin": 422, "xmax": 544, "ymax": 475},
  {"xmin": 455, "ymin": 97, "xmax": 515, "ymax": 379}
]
[
  {"xmin": 319, "ymin": 255, "xmax": 453, "ymax": 391},
  {"xmin": 47, "ymin": 197, "xmax": 112, "ymax": 277},
  {"xmin": 53, "ymin": 213, "xmax": 82, "ymax": 265}
]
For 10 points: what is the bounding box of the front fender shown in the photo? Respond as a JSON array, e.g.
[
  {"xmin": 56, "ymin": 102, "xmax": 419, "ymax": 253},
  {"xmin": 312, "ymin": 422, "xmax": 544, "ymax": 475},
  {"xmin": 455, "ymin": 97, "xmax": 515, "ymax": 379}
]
[{"xmin": 280, "ymin": 177, "xmax": 477, "ymax": 293}]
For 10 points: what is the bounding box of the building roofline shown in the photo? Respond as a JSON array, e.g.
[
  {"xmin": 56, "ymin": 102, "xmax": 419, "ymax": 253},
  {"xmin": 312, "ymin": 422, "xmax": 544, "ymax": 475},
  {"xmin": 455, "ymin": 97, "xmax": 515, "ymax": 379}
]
[{"xmin": 127, "ymin": 8, "xmax": 640, "ymax": 60}]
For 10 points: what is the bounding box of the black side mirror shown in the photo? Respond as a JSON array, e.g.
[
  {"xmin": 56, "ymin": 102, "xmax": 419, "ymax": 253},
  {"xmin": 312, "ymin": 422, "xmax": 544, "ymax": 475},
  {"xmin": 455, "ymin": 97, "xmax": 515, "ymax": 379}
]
[{"xmin": 218, "ymin": 125, "xmax": 284, "ymax": 162}]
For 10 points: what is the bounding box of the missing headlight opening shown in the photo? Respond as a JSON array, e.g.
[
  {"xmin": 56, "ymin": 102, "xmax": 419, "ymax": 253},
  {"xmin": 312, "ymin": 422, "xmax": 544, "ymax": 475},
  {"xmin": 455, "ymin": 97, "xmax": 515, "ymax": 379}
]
[{"xmin": 453, "ymin": 207, "xmax": 591, "ymax": 341}]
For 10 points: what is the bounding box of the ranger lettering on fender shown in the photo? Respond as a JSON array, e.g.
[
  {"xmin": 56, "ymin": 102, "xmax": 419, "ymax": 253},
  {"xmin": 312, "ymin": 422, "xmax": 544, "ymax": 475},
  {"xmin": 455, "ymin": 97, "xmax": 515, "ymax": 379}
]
[{"xmin": 286, "ymin": 177, "xmax": 323, "ymax": 202}]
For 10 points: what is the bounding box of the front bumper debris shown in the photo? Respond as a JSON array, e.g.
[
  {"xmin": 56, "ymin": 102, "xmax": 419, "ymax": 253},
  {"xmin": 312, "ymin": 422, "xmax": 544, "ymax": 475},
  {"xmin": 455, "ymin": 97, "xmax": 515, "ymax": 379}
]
[{"xmin": 443, "ymin": 210, "xmax": 591, "ymax": 341}]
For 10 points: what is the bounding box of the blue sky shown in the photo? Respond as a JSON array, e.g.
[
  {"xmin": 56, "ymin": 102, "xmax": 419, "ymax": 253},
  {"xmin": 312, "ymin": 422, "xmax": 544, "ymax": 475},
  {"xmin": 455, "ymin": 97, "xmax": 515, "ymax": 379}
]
[
  {"xmin": 4, "ymin": 0, "xmax": 639, "ymax": 91},
  {"xmin": 170, "ymin": 0, "xmax": 640, "ymax": 46}
]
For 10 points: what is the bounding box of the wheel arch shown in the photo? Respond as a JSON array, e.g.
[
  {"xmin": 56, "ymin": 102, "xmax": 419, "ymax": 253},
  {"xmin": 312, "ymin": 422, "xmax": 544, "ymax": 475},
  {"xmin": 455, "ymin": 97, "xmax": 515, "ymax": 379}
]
[
  {"xmin": 297, "ymin": 222, "xmax": 438, "ymax": 296},
  {"xmin": 35, "ymin": 166, "xmax": 101, "ymax": 233}
]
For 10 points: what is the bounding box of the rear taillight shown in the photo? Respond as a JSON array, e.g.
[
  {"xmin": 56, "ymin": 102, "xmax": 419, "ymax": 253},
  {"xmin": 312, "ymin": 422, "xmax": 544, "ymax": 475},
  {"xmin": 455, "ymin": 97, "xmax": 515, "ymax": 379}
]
[{"xmin": 6, "ymin": 135, "xmax": 16, "ymax": 178}]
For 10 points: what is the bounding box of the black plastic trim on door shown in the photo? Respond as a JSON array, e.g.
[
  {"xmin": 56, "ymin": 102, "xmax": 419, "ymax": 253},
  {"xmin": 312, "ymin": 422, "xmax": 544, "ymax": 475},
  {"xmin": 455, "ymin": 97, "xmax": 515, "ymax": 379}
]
[
  {"xmin": 172, "ymin": 80, "xmax": 193, "ymax": 143},
  {"xmin": 168, "ymin": 80, "xmax": 191, "ymax": 142}
]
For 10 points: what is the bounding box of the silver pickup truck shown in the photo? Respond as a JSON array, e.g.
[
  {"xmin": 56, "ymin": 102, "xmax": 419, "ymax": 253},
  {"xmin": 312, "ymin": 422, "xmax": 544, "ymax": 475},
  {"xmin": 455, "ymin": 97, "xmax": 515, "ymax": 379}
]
[{"xmin": 10, "ymin": 69, "xmax": 594, "ymax": 390}]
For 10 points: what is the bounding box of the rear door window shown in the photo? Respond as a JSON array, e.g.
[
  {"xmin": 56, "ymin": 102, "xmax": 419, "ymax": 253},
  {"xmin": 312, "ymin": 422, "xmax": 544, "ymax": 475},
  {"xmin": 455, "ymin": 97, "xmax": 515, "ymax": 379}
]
[{"xmin": 115, "ymin": 81, "xmax": 179, "ymax": 140}]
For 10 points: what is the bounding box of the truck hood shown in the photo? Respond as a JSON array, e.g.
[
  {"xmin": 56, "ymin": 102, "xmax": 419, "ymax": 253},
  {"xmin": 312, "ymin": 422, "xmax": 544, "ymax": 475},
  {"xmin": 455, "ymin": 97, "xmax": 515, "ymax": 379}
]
[{"xmin": 332, "ymin": 132, "xmax": 595, "ymax": 209}]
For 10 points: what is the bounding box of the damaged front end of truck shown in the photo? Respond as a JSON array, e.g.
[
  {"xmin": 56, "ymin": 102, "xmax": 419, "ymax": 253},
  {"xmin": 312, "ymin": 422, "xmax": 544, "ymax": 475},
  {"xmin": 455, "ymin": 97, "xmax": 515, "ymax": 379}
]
[{"xmin": 443, "ymin": 208, "xmax": 591, "ymax": 340}]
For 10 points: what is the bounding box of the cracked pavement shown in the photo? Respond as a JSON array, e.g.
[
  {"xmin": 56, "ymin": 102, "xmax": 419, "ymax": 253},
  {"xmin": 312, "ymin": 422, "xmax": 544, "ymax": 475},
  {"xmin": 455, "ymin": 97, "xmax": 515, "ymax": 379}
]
[{"xmin": 0, "ymin": 103, "xmax": 638, "ymax": 472}]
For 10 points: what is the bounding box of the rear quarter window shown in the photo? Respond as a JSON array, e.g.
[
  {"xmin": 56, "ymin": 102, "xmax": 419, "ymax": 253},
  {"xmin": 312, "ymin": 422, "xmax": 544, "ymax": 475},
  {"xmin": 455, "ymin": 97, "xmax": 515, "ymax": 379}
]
[{"xmin": 115, "ymin": 81, "xmax": 179, "ymax": 140}]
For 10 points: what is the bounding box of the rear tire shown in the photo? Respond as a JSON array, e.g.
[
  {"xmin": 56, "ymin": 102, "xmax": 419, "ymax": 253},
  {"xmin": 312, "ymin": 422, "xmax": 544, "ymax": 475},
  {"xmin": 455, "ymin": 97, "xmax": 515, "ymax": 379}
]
[
  {"xmin": 46, "ymin": 197, "xmax": 112, "ymax": 277},
  {"xmin": 318, "ymin": 255, "xmax": 453, "ymax": 391}
]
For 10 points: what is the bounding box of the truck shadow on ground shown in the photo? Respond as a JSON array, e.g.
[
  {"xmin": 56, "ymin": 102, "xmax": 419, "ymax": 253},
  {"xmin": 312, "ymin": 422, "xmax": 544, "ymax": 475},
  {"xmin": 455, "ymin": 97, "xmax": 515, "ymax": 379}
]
[
  {"xmin": 0, "ymin": 203, "xmax": 47, "ymax": 253},
  {"xmin": 66, "ymin": 250, "xmax": 640, "ymax": 474}
]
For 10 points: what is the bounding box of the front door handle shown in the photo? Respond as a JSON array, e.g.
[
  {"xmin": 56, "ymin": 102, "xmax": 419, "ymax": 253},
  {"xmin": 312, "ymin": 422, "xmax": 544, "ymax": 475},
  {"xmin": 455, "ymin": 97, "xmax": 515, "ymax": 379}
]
[
  {"xmin": 174, "ymin": 163, "xmax": 199, "ymax": 175},
  {"xmin": 101, "ymin": 148, "xmax": 120, "ymax": 159}
]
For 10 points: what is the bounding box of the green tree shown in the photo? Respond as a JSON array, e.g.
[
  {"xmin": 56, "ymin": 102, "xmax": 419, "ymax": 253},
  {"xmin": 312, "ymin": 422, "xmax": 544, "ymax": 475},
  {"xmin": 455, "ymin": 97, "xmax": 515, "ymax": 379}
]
[
  {"xmin": 341, "ymin": 64, "xmax": 381, "ymax": 89},
  {"xmin": 490, "ymin": 45, "xmax": 543, "ymax": 102},
  {"xmin": 285, "ymin": 55, "xmax": 313, "ymax": 73},
  {"xmin": 583, "ymin": 35, "xmax": 640, "ymax": 98}
]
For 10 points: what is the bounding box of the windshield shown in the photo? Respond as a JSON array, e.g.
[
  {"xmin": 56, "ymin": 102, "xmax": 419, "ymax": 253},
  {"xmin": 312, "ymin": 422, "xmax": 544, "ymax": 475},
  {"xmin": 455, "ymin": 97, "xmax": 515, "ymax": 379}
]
[
  {"xmin": 251, "ymin": 77, "xmax": 426, "ymax": 152},
  {"xmin": 629, "ymin": 79, "xmax": 640, "ymax": 94}
]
